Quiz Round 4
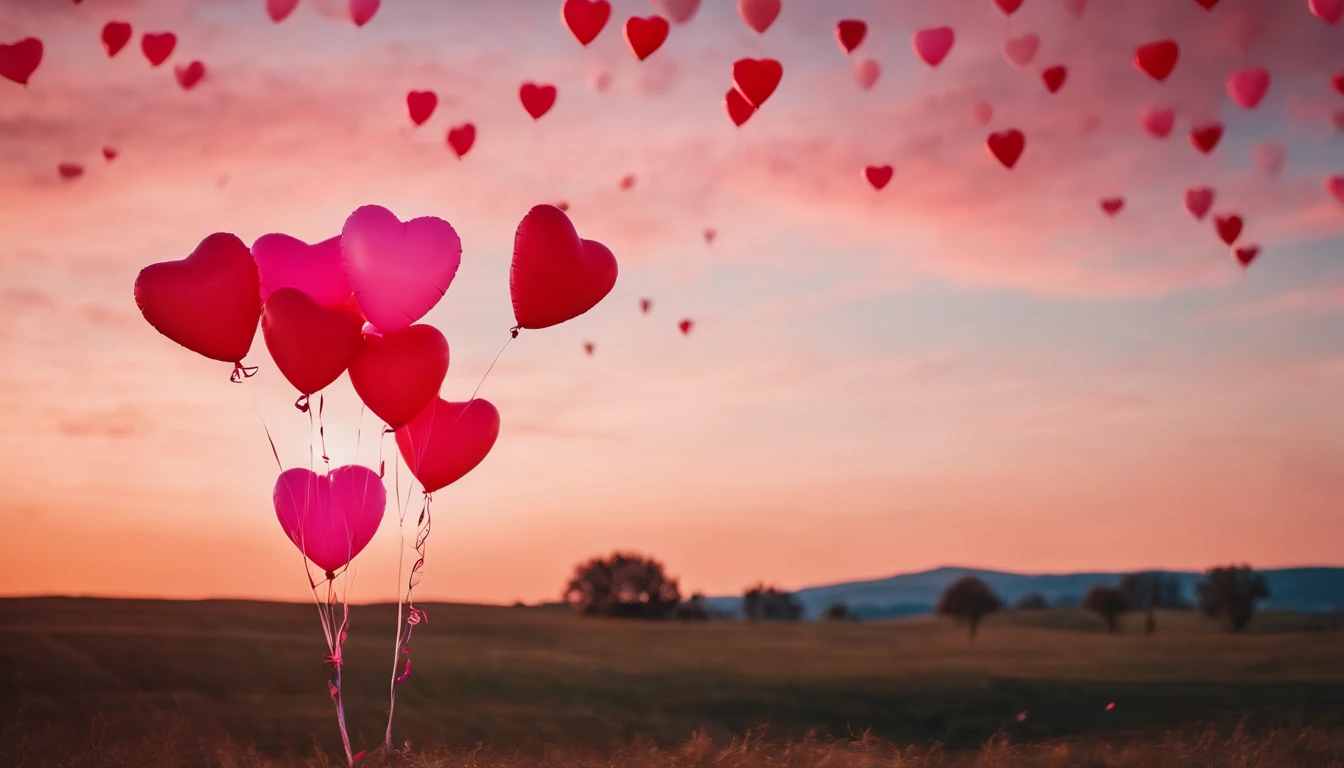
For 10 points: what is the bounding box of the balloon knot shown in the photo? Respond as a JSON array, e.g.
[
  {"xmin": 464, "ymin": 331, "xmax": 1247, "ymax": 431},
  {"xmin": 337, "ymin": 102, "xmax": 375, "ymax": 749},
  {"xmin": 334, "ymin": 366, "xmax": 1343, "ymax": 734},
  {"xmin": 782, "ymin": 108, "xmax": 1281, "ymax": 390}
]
[
  {"xmin": 325, "ymin": 569, "xmax": 336, "ymax": 581},
  {"xmin": 230, "ymin": 362, "xmax": 259, "ymax": 383},
  {"xmin": 295, "ymin": 394, "xmax": 310, "ymax": 412},
  {"xmin": 509, "ymin": 325, "xmax": 520, "ymax": 339}
]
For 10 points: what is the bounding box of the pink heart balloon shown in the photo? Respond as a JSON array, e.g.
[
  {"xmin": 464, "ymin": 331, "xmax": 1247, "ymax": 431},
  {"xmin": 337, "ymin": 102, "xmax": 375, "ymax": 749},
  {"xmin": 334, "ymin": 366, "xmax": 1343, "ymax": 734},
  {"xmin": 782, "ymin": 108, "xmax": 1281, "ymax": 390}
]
[
  {"xmin": 912, "ymin": 27, "xmax": 955, "ymax": 68},
  {"xmin": 852, "ymin": 58, "xmax": 879, "ymax": 90},
  {"xmin": 266, "ymin": 0, "xmax": 300, "ymax": 23},
  {"xmin": 737, "ymin": 0, "xmax": 780, "ymax": 34},
  {"xmin": 252, "ymin": 234, "xmax": 352, "ymax": 308},
  {"xmin": 349, "ymin": 0, "xmax": 379, "ymax": 26},
  {"xmin": 273, "ymin": 465, "xmax": 386, "ymax": 575},
  {"xmin": 1003, "ymin": 33, "xmax": 1039, "ymax": 68},
  {"xmin": 1184, "ymin": 186, "xmax": 1215, "ymax": 221},
  {"xmin": 1252, "ymin": 142, "xmax": 1284, "ymax": 177},
  {"xmin": 341, "ymin": 205, "xmax": 462, "ymax": 333},
  {"xmin": 973, "ymin": 100, "xmax": 994, "ymax": 126},
  {"xmin": 1226, "ymin": 67, "xmax": 1270, "ymax": 109},
  {"xmin": 1309, "ymin": 0, "xmax": 1342, "ymax": 24},
  {"xmin": 1140, "ymin": 107, "xmax": 1175, "ymax": 139},
  {"xmin": 653, "ymin": 0, "xmax": 700, "ymax": 24}
]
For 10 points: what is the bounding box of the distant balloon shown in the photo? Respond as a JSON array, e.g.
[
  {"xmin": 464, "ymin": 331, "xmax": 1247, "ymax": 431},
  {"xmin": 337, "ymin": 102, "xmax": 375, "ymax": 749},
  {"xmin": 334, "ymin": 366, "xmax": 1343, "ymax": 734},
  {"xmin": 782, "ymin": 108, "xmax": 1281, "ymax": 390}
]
[
  {"xmin": 993, "ymin": 0, "xmax": 1025, "ymax": 16},
  {"xmin": 102, "ymin": 146, "xmax": 118, "ymax": 161},
  {"xmin": 731, "ymin": 58, "xmax": 782, "ymax": 108},
  {"xmin": 267, "ymin": 0, "xmax": 301, "ymax": 23},
  {"xmin": 1308, "ymin": 0, "xmax": 1342, "ymax": 24},
  {"xmin": 972, "ymin": 101, "xmax": 994, "ymax": 126},
  {"xmin": 1193, "ymin": 0, "xmax": 1220, "ymax": 9},
  {"xmin": 262, "ymin": 288, "xmax": 364, "ymax": 396},
  {"xmin": 1003, "ymin": 33, "xmax": 1039, "ymax": 68},
  {"xmin": 349, "ymin": 0, "xmax": 380, "ymax": 27},
  {"xmin": 341, "ymin": 205, "xmax": 462, "ymax": 333},
  {"xmin": 653, "ymin": 0, "xmax": 700, "ymax": 24},
  {"xmin": 852, "ymin": 58, "xmax": 879, "ymax": 90},
  {"xmin": 141, "ymin": 32, "xmax": 176, "ymax": 67},
  {"xmin": 583, "ymin": 341, "xmax": 595, "ymax": 357},
  {"xmin": 102, "ymin": 22, "xmax": 132, "ymax": 57},
  {"xmin": 174, "ymin": 61, "xmax": 205, "ymax": 90},
  {"xmin": 395, "ymin": 398, "xmax": 501, "ymax": 494},
  {"xmin": 58, "ymin": 162, "xmax": 84, "ymax": 180},
  {"xmin": 624, "ymin": 15, "xmax": 670, "ymax": 61},
  {"xmin": 0, "ymin": 37, "xmax": 43, "ymax": 85},
  {"xmin": 836, "ymin": 20, "xmax": 867, "ymax": 54},
  {"xmin": 912, "ymin": 27, "xmax": 955, "ymax": 68},
  {"xmin": 1214, "ymin": 214, "xmax": 1243, "ymax": 246},
  {"xmin": 737, "ymin": 0, "xmax": 781, "ymax": 34},
  {"xmin": 986, "ymin": 129, "xmax": 1025, "ymax": 169},
  {"xmin": 349, "ymin": 324, "xmax": 449, "ymax": 428},
  {"xmin": 703, "ymin": 228, "xmax": 716, "ymax": 244},
  {"xmin": 273, "ymin": 466, "xmax": 386, "ymax": 574},
  {"xmin": 1134, "ymin": 40, "xmax": 1178, "ymax": 82},
  {"xmin": 1063, "ymin": 0, "xmax": 1086, "ymax": 16},
  {"xmin": 619, "ymin": 174, "xmax": 636, "ymax": 191},
  {"xmin": 1332, "ymin": 72, "xmax": 1344, "ymax": 95},
  {"xmin": 447, "ymin": 123, "xmax": 476, "ymax": 159},
  {"xmin": 1184, "ymin": 186, "xmax": 1215, "ymax": 220},
  {"xmin": 563, "ymin": 0, "xmax": 611, "ymax": 46},
  {"xmin": 589, "ymin": 69, "xmax": 612, "ymax": 92},
  {"xmin": 1328, "ymin": 175, "xmax": 1344, "ymax": 204},
  {"xmin": 1233, "ymin": 245, "xmax": 1260, "ymax": 269},
  {"xmin": 864, "ymin": 164, "xmax": 893, "ymax": 191},
  {"xmin": 1251, "ymin": 142, "xmax": 1284, "ymax": 177},
  {"xmin": 520, "ymin": 82, "xmax": 558, "ymax": 120},
  {"xmin": 555, "ymin": 201, "xmax": 570, "ymax": 212},
  {"xmin": 1225, "ymin": 67, "xmax": 1270, "ymax": 109},
  {"xmin": 1189, "ymin": 122, "xmax": 1224, "ymax": 154},
  {"xmin": 1041, "ymin": 65, "xmax": 1067, "ymax": 94},
  {"xmin": 1099, "ymin": 197, "xmax": 1124, "ymax": 216},
  {"xmin": 678, "ymin": 319, "xmax": 693, "ymax": 336},
  {"xmin": 1139, "ymin": 106, "xmax": 1175, "ymax": 139},
  {"xmin": 724, "ymin": 87, "xmax": 755, "ymax": 126},
  {"xmin": 406, "ymin": 90, "xmax": 437, "ymax": 126},
  {"xmin": 640, "ymin": 298, "xmax": 652, "ymax": 313},
  {"xmin": 510, "ymin": 205, "xmax": 618, "ymax": 330},
  {"xmin": 1334, "ymin": 111, "xmax": 1344, "ymax": 132}
]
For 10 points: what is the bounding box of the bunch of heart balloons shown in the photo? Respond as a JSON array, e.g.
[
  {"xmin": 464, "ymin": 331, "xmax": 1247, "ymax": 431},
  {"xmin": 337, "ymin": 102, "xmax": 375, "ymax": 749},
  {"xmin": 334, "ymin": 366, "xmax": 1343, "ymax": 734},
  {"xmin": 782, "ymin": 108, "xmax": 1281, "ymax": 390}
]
[{"xmin": 132, "ymin": 201, "xmax": 618, "ymax": 761}]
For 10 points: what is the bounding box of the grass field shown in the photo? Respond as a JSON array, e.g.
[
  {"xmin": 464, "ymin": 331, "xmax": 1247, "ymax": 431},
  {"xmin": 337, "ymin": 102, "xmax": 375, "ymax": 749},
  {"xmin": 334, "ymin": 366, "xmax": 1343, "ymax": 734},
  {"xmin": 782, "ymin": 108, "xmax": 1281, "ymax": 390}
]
[{"xmin": 2, "ymin": 598, "xmax": 1342, "ymax": 765}]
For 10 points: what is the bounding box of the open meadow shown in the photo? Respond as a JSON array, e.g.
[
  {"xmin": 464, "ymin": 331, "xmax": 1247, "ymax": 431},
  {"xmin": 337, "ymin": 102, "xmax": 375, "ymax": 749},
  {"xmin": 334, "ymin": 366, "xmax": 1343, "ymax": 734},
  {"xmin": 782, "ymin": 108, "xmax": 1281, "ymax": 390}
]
[{"xmin": 2, "ymin": 598, "xmax": 1342, "ymax": 766}]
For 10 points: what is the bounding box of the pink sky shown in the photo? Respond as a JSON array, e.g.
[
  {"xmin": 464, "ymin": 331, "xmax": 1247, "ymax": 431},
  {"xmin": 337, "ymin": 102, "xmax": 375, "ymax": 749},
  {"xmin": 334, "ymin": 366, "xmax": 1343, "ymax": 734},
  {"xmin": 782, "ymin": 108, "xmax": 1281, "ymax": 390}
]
[{"xmin": 1, "ymin": 0, "xmax": 1341, "ymax": 605}]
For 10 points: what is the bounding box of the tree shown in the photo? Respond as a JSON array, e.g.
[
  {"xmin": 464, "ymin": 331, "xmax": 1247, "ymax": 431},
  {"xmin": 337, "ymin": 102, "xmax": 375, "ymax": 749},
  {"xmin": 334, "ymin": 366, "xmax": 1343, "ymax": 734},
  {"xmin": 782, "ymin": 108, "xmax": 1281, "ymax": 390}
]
[
  {"xmin": 742, "ymin": 584, "xmax": 803, "ymax": 621},
  {"xmin": 823, "ymin": 602, "xmax": 857, "ymax": 621},
  {"xmin": 1084, "ymin": 585, "xmax": 1129, "ymax": 633},
  {"xmin": 935, "ymin": 576, "xmax": 1003, "ymax": 641},
  {"xmin": 1012, "ymin": 593, "xmax": 1048, "ymax": 611},
  {"xmin": 1120, "ymin": 571, "xmax": 1188, "ymax": 634},
  {"xmin": 1197, "ymin": 565, "xmax": 1269, "ymax": 633},
  {"xmin": 563, "ymin": 552, "xmax": 682, "ymax": 619},
  {"xmin": 675, "ymin": 593, "xmax": 710, "ymax": 621}
]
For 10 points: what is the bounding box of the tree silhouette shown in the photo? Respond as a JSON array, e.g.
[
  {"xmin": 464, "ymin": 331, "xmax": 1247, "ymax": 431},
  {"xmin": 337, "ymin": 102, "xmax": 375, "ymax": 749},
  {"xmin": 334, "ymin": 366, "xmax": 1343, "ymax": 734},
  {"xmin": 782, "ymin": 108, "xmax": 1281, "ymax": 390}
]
[
  {"xmin": 675, "ymin": 593, "xmax": 710, "ymax": 621},
  {"xmin": 823, "ymin": 602, "xmax": 857, "ymax": 621},
  {"xmin": 1013, "ymin": 593, "xmax": 1048, "ymax": 611},
  {"xmin": 1197, "ymin": 565, "xmax": 1269, "ymax": 632},
  {"xmin": 935, "ymin": 576, "xmax": 1003, "ymax": 641},
  {"xmin": 1084, "ymin": 585, "xmax": 1129, "ymax": 633},
  {"xmin": 563, "ymin": 552, "xmax": 682, "ymax": 619},
  {"xmin": 1120, "ymin": 572, "xmax": 1187, "ymax": 634},
  {"xmin": 742, "ymin": 584, "xmax": 803, "ymax": 621}
]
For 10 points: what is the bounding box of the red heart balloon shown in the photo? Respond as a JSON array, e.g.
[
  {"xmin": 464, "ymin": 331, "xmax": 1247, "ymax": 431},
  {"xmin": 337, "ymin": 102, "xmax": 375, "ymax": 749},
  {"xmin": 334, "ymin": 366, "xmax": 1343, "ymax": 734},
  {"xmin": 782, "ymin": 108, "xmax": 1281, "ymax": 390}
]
[
  {"xmin": 262, "ymin": 289, "xmax": 365, "ymax": 396},
  {"xmin": 679, "ymin": 319, "xmax": 693, "ymax": 336},
  {"xmin": 102, "ymin": 22, "xmax": 132, "ymax": 57},
  {"xmin": 624, "ymin": 15, "xmax": 670, "ymax": 61},
  {"xmin": 1234, "ymin": 245, "xmax": 1259, "ymax": 268},
  {"xmin": 732, "ymin": 58, "xmax": 783, "ymax": 108},
  {"xmin": 641, "ymin": 298, "xmax": 653, "ymax": 314},
  {"xmin": 993, "ymin": 0, "xmax": 1025, "ymax": 15},
  {"xmin": 407, "ymin": 90, "xmax": 437, "ymax": 126},
  {"xmin": 1215, "ymin": 215, "xmax": 1243, "ymax": 245},
  {"xmin": 0, "ymin": 37, "xmax": 43, "ymax": 86},
  {"xmin": 1041, "ymin": 65, "xmax": 1067, "ymax": 94},
  {"xmin": 1333, "ymin": 72, "xmax": 1344, "ymax": 96},
  {"xmin": 447, "ymin": 122, "xmax": 475, "ymax": 158},
  {"xmin": 58, "ymin": 162, "xmax": 84, "ymax": 180},
  {"xmin": 520, "ymin": 82, "xmax": 557, "ymax": 120},
  {"xmin": 134, "ymin": 232, "xmax": 261, "ymax": 363},
  {"xmin": 1189, "ymin": 122, "xmax": 1224, "ymax": 154},
  {"xmin": 102, "ymin": 146, "xmax": 118, "ymax": 161},
  {"xmin": 723, "ymin": 87, "xmax": 756, "ymax": 127},
  {"xmin": 987, "ymin": 129, "xmax": 1025, "ymax": 169},
  {"xmin": 396, "ymin": 398, "xmax": 500, "ymax": 494},
  {"xmin": 1184, "ymin": 185, "xmax": 1214, "ymax": 220},
  {"xmin": 348, "ymin": 324, "xmax": 449, "ymax": 428},
  {"xmin": 174, "ymin": 60, "xmax": 205, "ymax": 90},
  {"xmin": 511, "ymin": 204, "xmax": 618, "ymax": 330},
  {"xmin": 864, "ymin": 165, "xmax": 893, "ymax": 190},
  {"xmin": 836, "ymin": 19, "xmax": 866, "ymax": 54},
  {"xmin": 563, "ymin": 0, "xmax": 611, "ymax": 47},
  {"xmin": 1194, "ymin": 0, "xmax": 1220, "ymax": 8},
  {"xmin": 1134, "ymin": 40, "xmax": 1178, "ymax": 82},
  {"xmin": 141, "ymin": 32, "xmax": 176, "ymax": 67},
  {"xmin": 583, "ymin": 341, "xmax": 595, "ymax": 357},
  {"xmin": 1100, "ymin": 197, "xmax": 1124, "ymax": 216}
]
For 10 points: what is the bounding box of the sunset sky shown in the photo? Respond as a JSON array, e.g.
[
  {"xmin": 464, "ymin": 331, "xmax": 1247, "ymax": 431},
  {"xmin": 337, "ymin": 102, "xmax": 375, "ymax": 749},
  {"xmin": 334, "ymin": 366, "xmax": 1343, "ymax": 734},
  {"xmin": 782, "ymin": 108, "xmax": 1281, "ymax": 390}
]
[{"xmin": 1, "ymin": 0, "xmax": 1341, "ymax": 605}]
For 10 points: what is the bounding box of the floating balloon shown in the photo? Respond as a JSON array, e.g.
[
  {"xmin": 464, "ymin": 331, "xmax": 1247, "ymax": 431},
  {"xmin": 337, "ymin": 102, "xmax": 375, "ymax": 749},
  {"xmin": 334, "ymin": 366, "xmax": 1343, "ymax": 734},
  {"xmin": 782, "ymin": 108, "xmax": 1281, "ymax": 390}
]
[
  {"xmin": 1214, "ymin": 214, "xmax": 1243, "ymax": 245},
  {"xmin": 836, "ymin": 20, "xmax": 866, "ymax": 54},
  {"xmin": 724, "ymin": 87, "xmax": 755, "ymax": 126},
  {"xmin": 563, "ymin": 0, "xmax": 611, "ymax": 46},
  {"xmin": 1252, "ymin": 142, "xmax": 1284, "ymax": 177},
  {"xmin": 1041, "ymin": 65, "xmax": 1067, "ymax": 94},
  {"xmin": 912, "ymin": 27, "xmax": 955, "ymax": 68},
  {"xmin": 654, "ymin": 0, "xmax": 700, "ymax": 24},
  {"xmin": 738, "ymin": 0, "xmax": 781, "ymax": 34},
  {"xmin": 703, "ymin": 228, "xmax": 716, "ymax": 244},
  {"xmin": 987, "ymin": 129, "xmax": 1025, "ymax": 169},
  {"xmin": 447, "ymin": 123, "xmax": 475, "ymax": 158},
  {"xmin": 589, "ymin": 69, "xmax": 612, "ymax": 92},
  {"xmin": 640, "ymin": 298, "xmax": 652, "ymax": 314},
  {"xmin": 1193, "ymin": 0, "xmax": 1220, "ymax": 8},
  {"xmin": 1099, "ymin": 197, "xmax": 1124, "ymax": 216},
  {"xmin": 174, "ymin": 61, "xmax": 205, "ymax": 90},
  {"xmin": 520, "ymin": 82, "xmax": 557, "ymax": 120},
  {"xmin": 1333, "ymin": 72, "xmax": 1344, "ymax": 95},
  {"xmin": 864, "ymin": 165, "xmax": 893, "ymax": 190},
  {"xmin": 273, "ymin": 465, "xmax": 385, "ymax": 574},
  {"xmin": 624, "ymin": 15, "xmax": 669, "ymax": 60},
  {"xmin": 0, "ymin": 37, "xmax": 43, "ymax": 85},
  {"xmin": 350, "ymin": 0, "xmax": 380, "ymax": 26},
  {"xmin": 852, "ymin": 58, "xmax": 879, "ymax": 90},
  {"xmin": 102, "ymin": 146, "xmax": 117, "ymax": 161},
  {"xmin": 348, "ymin": 324, "xmax": 449, "ymax": 428},
  {"xmin": 102, "ymin": 22, "xmax": 132, "ymax": 57},
  {"xmin": 267, "ymin": 0, "xmax": 300, "ymax": 22},
  {"xmin": 583, "ymin": 341, "xmax": 595, "ymax": 357},
  {"xmin": 1335, "ymin": 111, "xmax": 1344, "ymax": 132},
  {"xmin": 1309, "ymin": 0, "xmax": 1342, "ymax": 24},
  {"xmin": 973, "ymin": 101, "xmax": 994, "ymax": 126},
  {"xmin": 1234, "ymin": 245, "xmax": 1259, "ymax": 268},
  {"xmin": 1134, "ymin": 40, "xmax": 1178, "ymax": 82},
  {"xmin": 1225, "ymin": 67, "xmax": 1270, "ymax": 109},
  {"xmin": 134, "ymin": 232, "xmax": 262, "ymax": 364},
  {"xmin": 340, "ymin": 205, "xmax": 462, "ymax": 333},
  {"xmin": 511, "ymin": 204, "xmax": 618, "ymax": 330},
  {"xmin": 262, "ymin": 289, "xmax": 365, "ymax": 396},
  {"xmin": 1328, "ymin": 175, "xmax": 1344, "ymax": 204},
  {"xmin": 141, "ymin": 32, "xmax": 176, "ymax": 67},
  {"xmin": 619, "ymin": 174, "xmax": 636, "ymax": 191},
  {"xmin": 406, "ymin": 90, "xmax": 437, "ymax": 127},
  {"xmin": 396, "ymin": 398, "xmax": 501, "ymax": 494},
  {"xmin": 1190, "ymin": 122, "xmax": 1223, "ymax": 154},
  {"xmin": 253, "ymin": 234, "xmax": 351, "ymax": 308},
  {"xmin": 732, "ymin": 58, "xmax": 782, "ymax": 108},
  {"xmin": 1078, "ymin": 114, "xmax": 1101, "ymax": 135},
  {"xmin": 994, "ymin": 0, "xmax": 1025, "ymax": 15},
  {"xmin": 1063, "ymin": 0, "xmax": 1086, "ymax": 16},
  {"xmin": 58, "ymin": 162, "xmax": 83, "ymax": 180},
  {"xmin": 1003, "ymin": 34, "xmax": 1039, "ymax": 68},
  {"xmin": 1140, "ymin": 107, "xmax": 1174, "ymax": 138},
  {"xmin": 679, "ymin": 319, "xmax": 693, "ymax": 336},
  {"xmin": 1184, "ymin": 186, "xmax": 1215, "ymax": 220}
]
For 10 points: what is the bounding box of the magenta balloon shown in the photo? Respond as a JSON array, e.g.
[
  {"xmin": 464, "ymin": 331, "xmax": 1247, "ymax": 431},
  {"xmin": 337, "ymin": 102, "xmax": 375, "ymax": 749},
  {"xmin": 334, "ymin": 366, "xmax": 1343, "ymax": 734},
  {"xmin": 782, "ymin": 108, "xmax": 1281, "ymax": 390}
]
[
  {"xmin": 340, "ymin": 205, "xmax": 462, "ymax": 333},
  {"xmin": 273, "ymin": 465, "xmax": 386, "ymax": 574},
  {"xmin": 252, "ymin": 233, "xmax": 351, "ymax": 308}
]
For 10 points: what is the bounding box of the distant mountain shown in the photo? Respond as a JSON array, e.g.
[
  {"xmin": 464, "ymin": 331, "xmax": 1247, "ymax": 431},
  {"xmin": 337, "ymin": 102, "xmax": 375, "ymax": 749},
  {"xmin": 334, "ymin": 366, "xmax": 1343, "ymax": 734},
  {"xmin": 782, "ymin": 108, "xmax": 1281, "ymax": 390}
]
[{"xmin": 705, "ymin": 566, "xmax": 1344, "ymax": 620}]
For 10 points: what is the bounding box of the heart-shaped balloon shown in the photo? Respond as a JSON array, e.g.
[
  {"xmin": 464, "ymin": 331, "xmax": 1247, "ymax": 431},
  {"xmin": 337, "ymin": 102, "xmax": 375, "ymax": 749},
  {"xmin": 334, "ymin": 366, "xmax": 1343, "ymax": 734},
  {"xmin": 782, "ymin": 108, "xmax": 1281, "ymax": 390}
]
[
  {"xmin": 732, "ymin": 58, "xmax": 783, "ymax": 108},
  {"xmin": 134, "ymin": 232, "xmax": 262, "ymax": 363},
  {"xmin": 994, "ymin": 0, "xmax": 1025, "ymax": 15},
  {"xmin": 511, "ymin": 204, "xmax": 618, "ymax": 330},
  {"xmin": 520, "ymin": 82, "xmax": 557, "ymax": 120},
  {"xmin": 141, "ymin": 32, "xmax": 176, "ymax": 67},
  {"xmin": 653, "ymin": 0, "xmax": 699, "ymax": 24},
  {"xmin": 1252, "ymin": 142, "xmax": 1284, "ymax": 177},
  {"xmin": 406, "ymin": 90, "xmax": 437, "ymax": 126},
  {"xmin": 174, "ymin": 60, "xmax": 205, "ymax": 90},
  {"xmin": 350, "ymin": 0, "xmax": 380, "ymax": 26},
  {"xmin": 912, "ymin": 27, "xmax": 955, "ymax": 68},
  {"xmin": 724, "ymin": 87, "xmax": 756, "ymax": 126},
  {"xmin": 1140, "ymin": 107, "xmax": 1174, "ymax": 139},
  {"xmin": 1215, "ymin": 214, "xmax": 1243, "ymax": 246},
  {"xmin": 1134, "ymin": 40, "xmax": 1178, "ymax": 82},
  {"xmin": 1003, "ymin": 33, "xmax": 1039, "ymax": 68},
  {"xmin": 1100, "ymin": 197, "xmax": 1124, "ymax": 216},
  {"xmin": 1234, "ymin": 245, "xmax": 1260, "ymax": 269},
  {"xmin": 266, "ymin": 0, "xmax": 300, "ymax": 22},
  {"xmin": 253, "ymin": 234, "xmax": 352, "ymax": 308},
  {"xmin": 987, "ymin": 129, "xmax": 1025, "ymax": 169},
  {"xmin": 273, "ymin": 465, "xmax": 386, "ymax": 575},
  {"xmin": 1309, "ymin": 0, "xmax": 1342, "ymax": 24},
  {"xmin": 262, "ymin": 288, "xmax": 365, "ymax": 396},
  {"xmin": 340, "ymin": 205, "xmax": 461, "ymax": 333},
  {"xmin": 0, "ymin": 37, "xmax": 43, "ymax": 85},
  {"xmin": 396, "ymin": 398, "xmax": 501, "ymax": 494},
  {"xmin": 1041, "ymin": 65, "xmax": 1067, "ymax": 94},
  {"xmin": 836, "ymin": 20, "xmax": 866, "ymax": 54},
  {"xmin": 103, "ymin": 146, "xmax": 118, "ymax": 161},
  {"xmin": 679, "ymin": 319, "xmax": 693, "ymax": 336},
  {"xmin": 972, "ymin": 101, "xmax": 994, "ymax": 126},
  {"xmin": 58, "ymin": 162, "xmax": 84, "ymax": 180},
  {"xmin": 864, "ymin": 165, "xmax": 893, "ymax": 190},
  {"xmin": 1225, "ymin": 67, "xmax": 1270, "ymax": 109},
  {"xmin": 853, "ymin": 58, "xmax": 880, "ymax": 90},
  {"xmin": 1328, "ymin": 175, "xmax": 1344, "ymax": 204},
  {"xmin": 563, "ymin": 0, "xmax": 611, "ymax": 46},
  {"xmin": 102, "ymin": 22, "xmax": 132, "ymax": 57},
  {"xmin": 624, "ymin": 15, "xmax": 669, "ymax": 61},
  {"xmin": 348, "ymin": 324, "xmax": 448, "ymax": 428},
  {"xmin": 703, "ymin": 229, "xmax": 716, "ymax": 244},
  {"xmin": 447, "ymin": 123, "xmax": 475, "ymax": 158},
  {"xmin": 737, "ymin": 0, "xmax": 780, "ymax": 34},
  {"xmin": 1184, "ymin": 186, "xmax": 1215, "ymax": 220},
  {"xmin": 1189, "ymin": 122, "xmax": 1223, "ymax": 154}
]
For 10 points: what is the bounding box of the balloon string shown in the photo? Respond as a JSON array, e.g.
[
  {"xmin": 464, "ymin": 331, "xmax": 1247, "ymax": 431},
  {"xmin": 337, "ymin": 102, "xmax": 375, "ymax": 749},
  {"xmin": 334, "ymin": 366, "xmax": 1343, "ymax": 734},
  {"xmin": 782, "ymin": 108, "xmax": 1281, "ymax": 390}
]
[
  {"xmin": 230, "ymin": 361, "xmax": 259, "ymax": 384},
  {"xmin": 241, "ymin": 375, "xmax": 284, "ymax": 472}
]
